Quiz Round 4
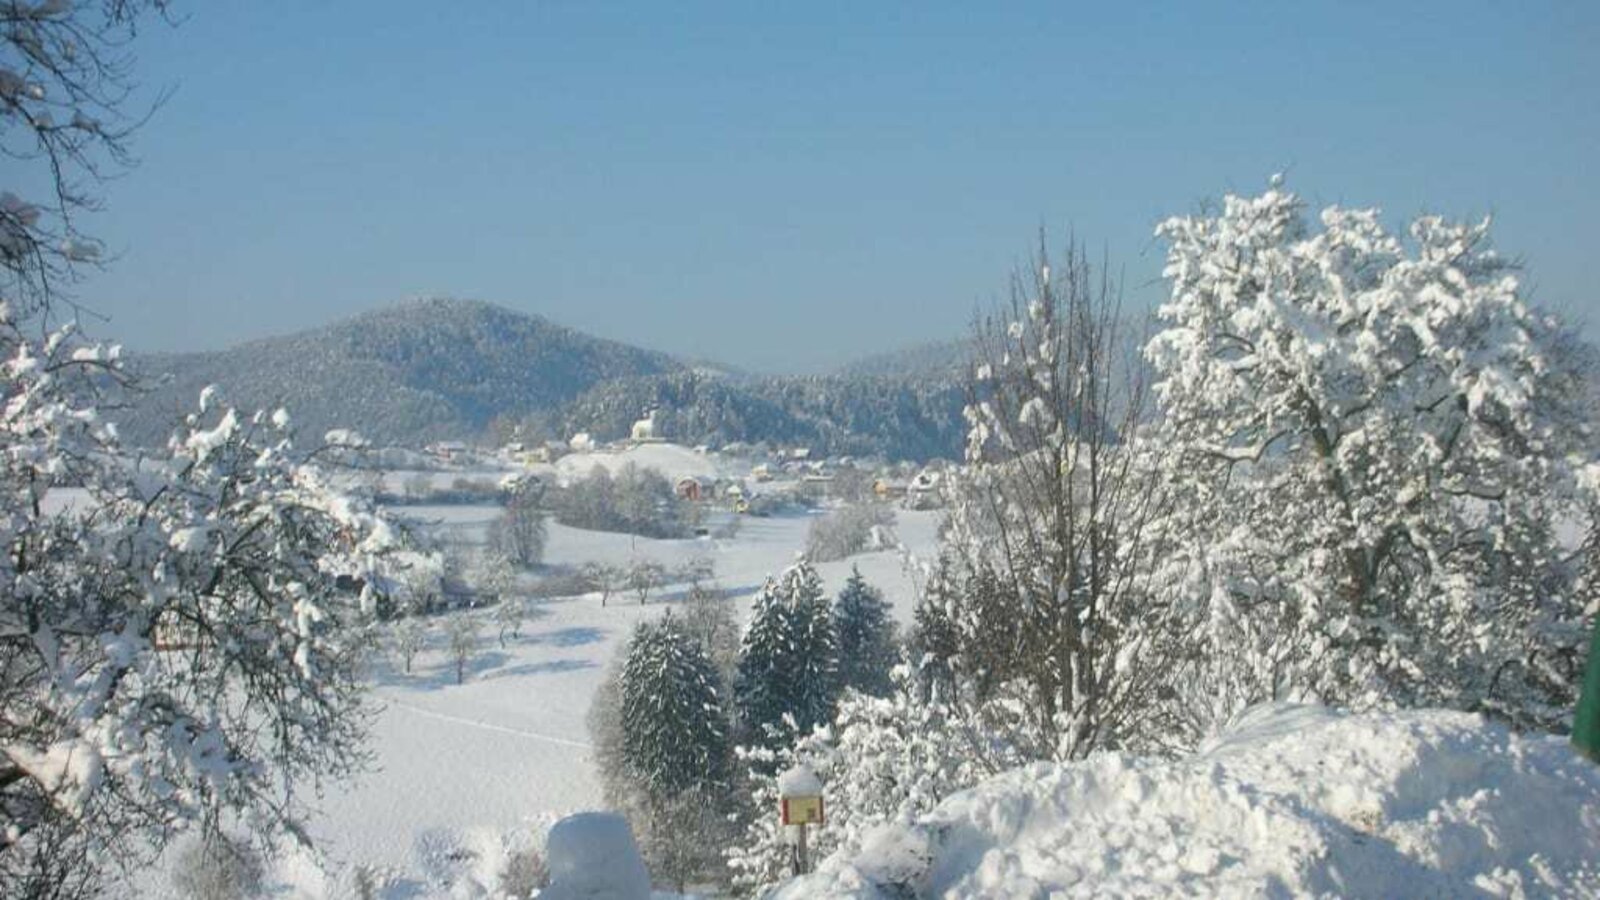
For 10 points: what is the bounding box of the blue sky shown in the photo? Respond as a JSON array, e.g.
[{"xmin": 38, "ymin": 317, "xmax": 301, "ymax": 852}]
[{"xmin": 74, "ymin": 1, "xmax": 1600, "ymax": 373}]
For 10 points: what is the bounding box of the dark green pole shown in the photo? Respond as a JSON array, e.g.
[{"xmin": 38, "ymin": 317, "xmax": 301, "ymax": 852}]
[{"xmin": 1576, "ymin": 617, "xmax": 1600, "ymax": 762}]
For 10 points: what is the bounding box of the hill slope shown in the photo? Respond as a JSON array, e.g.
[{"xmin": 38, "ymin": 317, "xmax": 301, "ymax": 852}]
[
  {"xmin": 119, "ymin": 298, "xmax": 681, "ymax": 446},
  {"xmin": 118, "ymin": 299, "xmax": 972, "ymax": 460}
]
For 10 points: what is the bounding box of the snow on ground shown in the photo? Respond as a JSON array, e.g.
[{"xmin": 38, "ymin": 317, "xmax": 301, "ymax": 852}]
[
  {"xmin": 135, "ymin": 504, "xmax": 939, "ymax": 898},
  {"xmin": 552, "ymin": 442, "xmax": 736, "ymax": 484},
  {"xmin": 774, "ymin": 704, "xmax": 1600, "ymax": 899}
]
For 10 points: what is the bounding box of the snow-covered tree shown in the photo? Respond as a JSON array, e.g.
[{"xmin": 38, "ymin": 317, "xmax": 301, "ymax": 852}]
[
  {"xmin": 621, "ymin": 614, "xmax": 729, "ymax": 798},
  {"xmin": 680, "ymin": 580, "xmax": 740, "ymax": 688},
  {"xmin": 734, "ymin": 560, "xmax": 839, "ymax": 753},
  {"xmin": 488, "ymin": 478, "xmax": 545, "ymax": 569},
  {"xmin": 0, "ymin": 317, "xmax": 402, "ymax": 898},
  {"xmin": 831, "ymin": 567, "xmax": 897, "ymax": 697},
  {"xmin": 579, "ymin": 561, "xmax": 624, "ymax": 607},
  {"xmin": 492, "ymin": 596, "xmax": 526, "ymax": 649},
  {"xmin": 626, "ymin": 558, "xmax": 665, "ymax": 605},
  {"xmin": 946, "ymin": 239, "xmax": 1178, "ymax": 759},
  {"xmin": 618, "ymin": 614, "xmax": 732, "ymax": 891},
  {"xmin": 1145, "ymin": 179, "xmax": 1598, "ymax": 732},
  {"xmin": 445, "ymin": 614, "xmax": 480, "ymax": 684},
  {"xmin": 1, "ymin": 0, "xmax": 172, "ymax": 317},
  {"xmin": 392, "ymin": 615, "xmax": 427, "ymax": 675},
  {"xmin": 0, "ymin": 7, "xmax": 412, "ymax": 896}
]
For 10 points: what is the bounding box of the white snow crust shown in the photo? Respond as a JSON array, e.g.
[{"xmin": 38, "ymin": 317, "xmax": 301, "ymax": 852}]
[{"xmin": 775, "ymin": 704, "xmax": 1600, "ymax": 898}]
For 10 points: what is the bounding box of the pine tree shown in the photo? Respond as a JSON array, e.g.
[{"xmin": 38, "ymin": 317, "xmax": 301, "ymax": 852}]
[
  {"xmin": 620, "ymin": 614, "xmax": 729, "ymax": 798},
  {"xmin": 833, "ymin": 566, "xmax": 898, "ymax": 697},
  {"xmin": 734, "ymin": 560, "xmax": 840, "ymax": 751},
  {"xmin": 908, "ymin": 559, "xmax": 963, "ymax": 704}
]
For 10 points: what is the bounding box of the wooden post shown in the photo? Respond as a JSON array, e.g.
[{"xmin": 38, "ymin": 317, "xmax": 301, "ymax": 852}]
[{"xmin": 796, "ymin": 822, "xmax": 809, "ymax": 876}]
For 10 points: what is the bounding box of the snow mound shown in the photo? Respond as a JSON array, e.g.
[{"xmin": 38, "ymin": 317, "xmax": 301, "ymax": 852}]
[
  {"xmin": 541, "ymin": 812, "xmax": 651, "ymax": 900},
  {"xmin": 775, "ymin": 705, "xmax": 1600, "ymax": 898},
  {"xmin": 555, "ymin": 443, "xmax": 725, "ymax": 484}
]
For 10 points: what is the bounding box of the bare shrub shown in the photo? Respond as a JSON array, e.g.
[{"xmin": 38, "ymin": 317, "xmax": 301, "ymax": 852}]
[
  {"xmin": 805, "ymin": 504, "xmax": 898, "ymax": 561},
  {"xmin": 170, "ymin": 834, "xmax": 265, "ymax": 900}
]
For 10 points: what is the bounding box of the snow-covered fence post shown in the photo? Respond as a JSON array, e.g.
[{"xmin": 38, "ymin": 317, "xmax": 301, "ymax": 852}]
[
  {"xmin": 778, "ymin": 764, "xmax": 824, "ymax": 876},
  {"xmin": 1576, "ymin": 619, "xmax": 1600, "ymax": 763}
]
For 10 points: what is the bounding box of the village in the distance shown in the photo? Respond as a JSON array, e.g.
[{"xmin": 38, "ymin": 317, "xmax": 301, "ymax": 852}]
[{"xmin": 2, "ymin": 4, "xmax": 1598, "ymax": 900}]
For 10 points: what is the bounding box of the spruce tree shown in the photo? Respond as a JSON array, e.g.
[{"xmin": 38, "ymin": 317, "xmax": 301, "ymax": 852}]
[
  {"xmin": 909, "ymin": 559, "xmax": 963, "ymax": 702},
  {"xmin": 620, "ymin": 614, "xmax": 729, "ymax": 797},
  {"xmin": 833, "ymin": 566, "xmax": 897, "ymax": 697},
  {"xmin": 734, "ymin": 560, "xmax": 840, "ymax": 750}
]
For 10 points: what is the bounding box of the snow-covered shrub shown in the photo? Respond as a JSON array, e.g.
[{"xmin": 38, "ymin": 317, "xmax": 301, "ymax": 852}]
[
  {"xmin": 497, "ymin": 844, "xmax": 548, "ymax": 899},
  {"xmin": 728, "ymin": 665, "xmax": 1027, "ymax": 897},
  {"xmin": 805, "ymin": 503, "xmax": 897, "ymax": 562},
  {"xmin": 169, "ymin": 833, "xmax": 266, "ymax": 900}
]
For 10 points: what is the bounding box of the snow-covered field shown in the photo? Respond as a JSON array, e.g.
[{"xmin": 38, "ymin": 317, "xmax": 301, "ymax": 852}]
[
  {"xmin": 139, "ymin": 491, "xmax": 941, "ymax": 898},
  {"xmin": 777, "ymin": 704, "xmax": 1600, "ymax": 898},
  {"xmin": 119, "ymin": 461, "xmax": 1600, "ymax": 899}
]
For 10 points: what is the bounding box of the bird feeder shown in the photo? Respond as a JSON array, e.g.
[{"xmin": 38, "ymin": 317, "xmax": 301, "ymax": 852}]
[{"xmin": 778, "ymin": 764, "xmax": 824, "ymax": 874}]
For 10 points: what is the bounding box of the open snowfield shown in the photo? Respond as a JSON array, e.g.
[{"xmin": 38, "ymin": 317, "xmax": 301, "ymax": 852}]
[{"xmin": 136, "ymin": 492, "xmax": 942, "ymax": 898}]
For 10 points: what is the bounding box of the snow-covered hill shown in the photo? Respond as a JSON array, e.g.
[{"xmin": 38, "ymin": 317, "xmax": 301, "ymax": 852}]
[
  {"xmin": 115, "ymin": 298, "xmax": 969, "ymax": 460},
  {"xmin": 118, "ymin": 297, "xmax": 682, "ymax": 447},
  {"xmin": 775, "ymin": 704, "xmax": 1600, "ymax": 898}
]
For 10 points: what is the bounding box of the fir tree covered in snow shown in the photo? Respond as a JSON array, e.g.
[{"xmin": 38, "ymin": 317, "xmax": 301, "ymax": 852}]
[
  {"xmin": 832, "ymin": 567, "xmax": 898, "ymax": 698},
  {"xmin": 734, "ymin": 560, "xmax": 840, "ymax": 752},
  {"xmin": 620, "ymin": 614, "xmax": 730, "ymax": 799},
  {"xmin": 616, "ymin": 614, "xmax": 732, "ymax": 891}
]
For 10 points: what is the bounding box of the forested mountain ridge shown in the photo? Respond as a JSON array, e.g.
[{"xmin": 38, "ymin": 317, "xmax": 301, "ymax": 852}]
[{"xmin": 117, "ymin": 298, "xmax": 969, "ymax": 460}]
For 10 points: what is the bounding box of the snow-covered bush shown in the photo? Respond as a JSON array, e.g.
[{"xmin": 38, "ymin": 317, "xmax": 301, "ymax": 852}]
[
  {"xmin": 170, "ymin": 833, "xmax": 266, "ymax": 900},
  {"xmin": 804, "ymin": 504, "xmax": 897, "ymax": 562},
  {"xmin": 728, "ymin": 665, "xmax": 1027, "ymax": 897},
  {"xmin": 1145, "ymin": 179, "xmax": 1598, "ymax": 733},
  {"xmin": 496, "ymin": 844, "xmax": 548, "ymax": 899}
]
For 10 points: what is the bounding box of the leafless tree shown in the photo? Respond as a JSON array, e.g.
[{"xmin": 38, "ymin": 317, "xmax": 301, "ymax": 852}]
[
  {"xmin": 392, "ymin": 616, "xmax": 427, "ymax": 674},
  {"xmin": 941, "ymin": 237, "xmax": 1178, "ymax": 759},
  {"xmin": 628, "ymin": 559, "xmax": 666, "ymax": 605},
  {"xmin": 2, "ymin": 0, "xmax": 174, "ymax": 318},
  {"xmin": 446, "ymin": 615, "xmax": 480, "ymax": 684},
  {"xmin": 580, "ymin": 561, "xmax": 624, "ymax": 607}
]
